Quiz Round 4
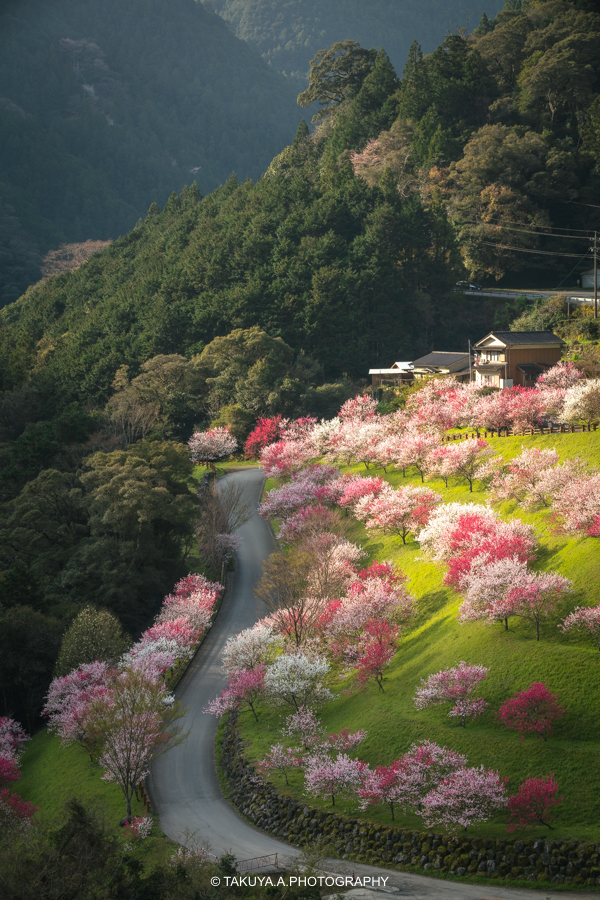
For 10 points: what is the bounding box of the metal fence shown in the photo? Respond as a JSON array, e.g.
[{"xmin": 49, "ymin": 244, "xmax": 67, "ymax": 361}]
[{"xmin": 236, "ymin": 854, "xmax": 279, "ymax": 872}]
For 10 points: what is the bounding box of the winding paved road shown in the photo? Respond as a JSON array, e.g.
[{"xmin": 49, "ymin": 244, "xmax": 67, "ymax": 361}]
[{"xmin": 149, "ymin": 467, "xmax": 585, "ymax": 900}]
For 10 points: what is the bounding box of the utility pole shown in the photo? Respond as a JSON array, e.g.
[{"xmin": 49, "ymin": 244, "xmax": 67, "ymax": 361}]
[
  {"xmin": 468, "ymin": 339, "xmax": 472, "ymax": 383},
  {"xmin": 595, "ymin": 232, "xmax": 598, "ymax": 319}
]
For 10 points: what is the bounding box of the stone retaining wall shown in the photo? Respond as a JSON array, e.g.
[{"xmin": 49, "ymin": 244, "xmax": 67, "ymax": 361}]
[{"xmin": 221, "ymin": 717, "xmax": 600, "ymax": 887}]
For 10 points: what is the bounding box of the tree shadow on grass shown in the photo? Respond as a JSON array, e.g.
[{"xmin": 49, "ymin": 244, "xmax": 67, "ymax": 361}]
[{"xmin": 414, "ymin": 589, "xmax": 450, "ymax": 623}]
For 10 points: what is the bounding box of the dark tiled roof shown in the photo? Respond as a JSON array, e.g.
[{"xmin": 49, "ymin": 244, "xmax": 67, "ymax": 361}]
[
  {"xmin": 477, "ymin": 331, "xmax": 565, "ymax": 347},
  {"xmin": 517, "ymin": 363, "xmax": 545, "ymax": 373},
  {"xmin": 412, "ymin": 351, "xmax": 469, "ymax": 367}
]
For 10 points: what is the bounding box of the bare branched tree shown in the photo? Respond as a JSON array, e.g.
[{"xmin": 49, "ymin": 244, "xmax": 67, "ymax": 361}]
[
  {"xmin": 254, "ymin": 547, "xmax": 329, "ymax": 647},
  {"xmin": 196, "ymin": 479, "xmax": 250, "ymax": 575}
]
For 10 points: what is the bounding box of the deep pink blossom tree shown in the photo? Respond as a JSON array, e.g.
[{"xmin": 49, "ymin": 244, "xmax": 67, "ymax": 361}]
[
  {"xmin": 560, "ymin": 604, "xmax": 600, "ymax": 649},
  {"xmin": 355, "ymin": 621, "xmax": 398, "ymax": 692},
  {"xmin": 497, "ymin": 682, "xmax": 564, "ymax": 740},
  {"xmin": 421, "ymin": 765, "xmax": 508, "ymax": 830},
  {"xmin": 358, "ymin": 762, "xmax": 404, "ymax": 820},
  {"xmin": 414, "ymin": 661, "xmax": 489, "ymax": 726},
  {"xmin": 0, "ymin": 788, "xmax": 38, "ymax": 832},
  {"xmin": 204, "ymin": 664, "xmax": 266, "ymax": 722},
  {"xmin": 506, "ymin": 774, "xmax": 562, "ymax": 831},
  {"xmin": 245, "ymin": 416, "xmax": 286, "ymax": 459},
  {"xmin": 0, "ymin": 757, "xmax": 21, "ymax": 786}
]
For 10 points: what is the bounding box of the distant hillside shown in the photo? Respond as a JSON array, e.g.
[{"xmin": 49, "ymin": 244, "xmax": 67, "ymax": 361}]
[
  {"xmin": 0, "ymin": 0, "xmax": 303, "ymax": 305},
  {"xmin": 204, "ymin": 0, "xmax": 504, "ymax": 79}
]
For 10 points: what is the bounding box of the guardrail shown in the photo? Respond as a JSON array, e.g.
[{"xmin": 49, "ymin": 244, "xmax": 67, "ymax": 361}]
[{"xmin": 236, "ymin": 854, "xmax": 279, "ymax": 872}]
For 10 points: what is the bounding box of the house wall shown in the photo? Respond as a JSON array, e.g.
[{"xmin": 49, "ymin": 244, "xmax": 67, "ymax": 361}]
[{"xmin": 506, "ymin": 346, "xmax": 562, "ymax": 385}]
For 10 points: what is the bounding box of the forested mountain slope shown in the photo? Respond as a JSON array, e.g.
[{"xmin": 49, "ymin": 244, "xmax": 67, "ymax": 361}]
[
  {"xmin": 0, "ymin": 0, "xmax": 302, "ymax": 306},
  {"xmin": 204, "ymin": 0, "xmax": 503, "ymax": 79}
]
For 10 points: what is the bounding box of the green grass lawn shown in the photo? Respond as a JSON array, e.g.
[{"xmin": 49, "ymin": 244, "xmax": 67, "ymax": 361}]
[
  {"xmin": 17, "ymin": 729, "xmax": 174, "ymax": 862},
  {"xmin": 239, "ymin": 431, "xmax": 600, "ymax": 841}
]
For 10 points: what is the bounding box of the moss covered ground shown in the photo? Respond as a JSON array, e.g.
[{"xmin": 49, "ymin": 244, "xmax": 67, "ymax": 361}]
[{"xmin": 239, "ymin": 431, "xmax": 600, "ymax": 841}]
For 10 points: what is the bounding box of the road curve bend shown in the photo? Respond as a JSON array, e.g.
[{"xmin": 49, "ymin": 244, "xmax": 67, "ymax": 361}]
[{"xmin": 149, "ymin": 467, "xmax": 581, "ymax": 900}]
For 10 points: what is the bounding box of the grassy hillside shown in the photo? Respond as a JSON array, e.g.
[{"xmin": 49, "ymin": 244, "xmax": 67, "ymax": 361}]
[
  {"xmin": 0, "ymin": 0, "xmax": 302, "ymax": 305},
  {"xmin": 239, "ymin": 431, "xmax": 600, "ymax": 841},
  {"xmin": 206, "ymin": 0, "xmax": 503, "ymax": 80}
]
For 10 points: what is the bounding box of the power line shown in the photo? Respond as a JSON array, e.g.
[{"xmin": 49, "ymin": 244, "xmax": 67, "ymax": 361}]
[
  {"xmin": 478, "ymin": 241, "xmax": 590, "ymax": 259},
  {"xmin": 464, "ymin": 221, "xmax": 593, "ymax": 239}
]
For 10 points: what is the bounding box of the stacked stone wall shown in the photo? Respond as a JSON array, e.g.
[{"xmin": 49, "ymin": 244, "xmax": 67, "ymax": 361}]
[{"xmin": 220, "ymin": 718, "xmax": 600, "ymax": 887}]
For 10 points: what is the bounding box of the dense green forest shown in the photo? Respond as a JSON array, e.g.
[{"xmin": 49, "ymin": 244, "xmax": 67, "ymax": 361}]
[
  {"xmin": 2, "ymin": 0, "xmax": 600, "ymax": 730},
  {"xmin": 205, "ymin": 0, "xmax": 503, "ymax": 80},
  {"xmin": 0, "ymin": 0, "xmax": 303, "ymax": 306}
]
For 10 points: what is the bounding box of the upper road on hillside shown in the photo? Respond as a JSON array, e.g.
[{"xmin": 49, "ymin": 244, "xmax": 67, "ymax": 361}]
[{"xmin": 148, "ymin": 466, "xmax": 584, "ymax": 900}]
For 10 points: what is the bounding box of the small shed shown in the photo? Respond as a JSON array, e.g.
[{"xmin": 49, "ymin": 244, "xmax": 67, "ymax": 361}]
[{"xmin": 369, "ymin": 361, "xmax": 414, "ymax": 387}]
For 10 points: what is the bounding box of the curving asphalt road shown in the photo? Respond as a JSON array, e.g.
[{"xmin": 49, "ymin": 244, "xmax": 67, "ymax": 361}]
[{"xmin": 149, "ymin": 467, "xmax": 584, "ymax": 900}]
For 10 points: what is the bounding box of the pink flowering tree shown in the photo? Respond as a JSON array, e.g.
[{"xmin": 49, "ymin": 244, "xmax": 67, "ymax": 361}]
[
  {"xmin": 458, "ymin": 557, "xmax": 531, "ymax": 631},
  {"xmin": 421, "ymin": 766, "xmax": 508, "ymax": 831},
  {"xmin": 0, "ymin": 717, "xmax": 29, "ymax": 787},
  {"xmin": 86, "ymin": 667, "xmax": 186, "ymax": 818},
  {"xmin": 188, "ymin": 427, "xmax": 237, "ymax": 468},
  {"xmin": 506, "ymin": 774, "xmax": 562, "ymax": 832},
  {"xmin": 260, "ymin": 439, "xmax": 315, "ymax": 480},
  {"xmin": 395, "ymin": 431, "xmax": 441, "ymax": 482},
  {"xmin": 414, "ymin": 661, "xmax": 489, "ymax": 727},
  {"xmin": 417, "ymin": 502, "xmax": 498, "ymax": 561},
  {"xmin": 496, "ymin": 682, "xmax": 564, "ymax": 741},
  {"xmin": 204, "ymin": 664, "xmax": 266, "ymax": 722},
  {"xmin": 44, "ymin": 662, "xmax": 110, "ymax": 761},
  {"xmin": 395, "ymin": 741, "xmax": 468, "ymax": 812},
  {"xmin": 283, "ymin": 707, "xmax": 325, "ymax": 749},
  {"xmin": 430, "ymin": 439, "xmax": 496, "ymax": 492},
  {"xmin": 304, "ymin": 753, "xmax": 367, "ymax": 806},
  {"xmin": 560, "ymin": 604, "xmax": 600, "ymax": 649},
  {"xmin": 157, "ymin": 574, "xmax": 222, "ymax": 633},
  {"xmin": 328, "ymin": 571, "xmax": 415, "ymax": 663},
  {"xmin": 536, "ymin": 361, "xmax": 583, "ymax": 390},
  {"xmin": 256, "ymin": 744, "xmax": 304, "ymax": 784},
  {"xmin": 505, "ymin": 570, "xmax": 572, "ymax": 640},
  {"xmin": 488, "ymin": 447, "xmax": 560, "ymax": 507},
  {"xmin": 338, "ymin": 394, "xmax": 378, "ymax": 421},
  {"xmin": 355, "ymin": 484, "xmax": 441, "ymax": 544},
  {"xmin": 550, "ymin": 473, "xmax": 600, "ymax": 536},
  {"xmin": 0, "ymin": 717, "xmax": 29, "ymax": 764},
  {"xmin": 337, "ymin": 475, "xmax": 386, "ymax": 510}
]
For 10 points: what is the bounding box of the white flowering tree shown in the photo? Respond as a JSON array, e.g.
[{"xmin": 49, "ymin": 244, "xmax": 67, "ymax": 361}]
[{"xmin": 264, "ymin": 652, "xmax": 332, "ymax": 710}]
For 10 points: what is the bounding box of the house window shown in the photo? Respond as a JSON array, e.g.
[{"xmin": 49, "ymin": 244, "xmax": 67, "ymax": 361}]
[{"xmin": 484, "ymin": 351, "xmax": 503, "ymax": 361}]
